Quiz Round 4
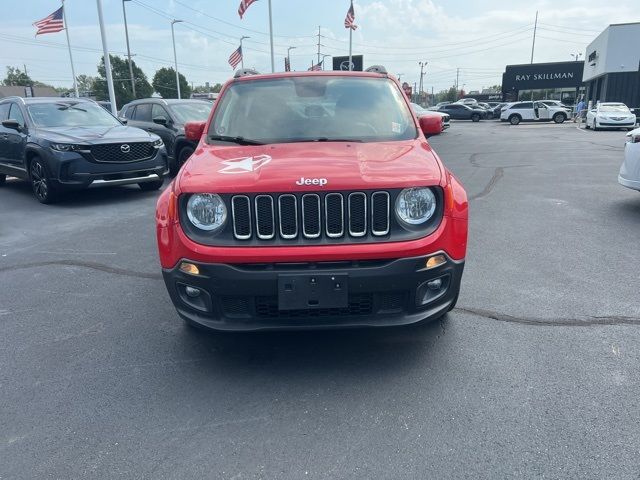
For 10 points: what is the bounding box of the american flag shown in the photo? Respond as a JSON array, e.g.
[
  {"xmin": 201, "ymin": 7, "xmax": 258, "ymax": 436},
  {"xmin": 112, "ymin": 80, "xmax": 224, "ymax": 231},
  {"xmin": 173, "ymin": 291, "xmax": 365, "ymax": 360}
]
[
  {"xmin": 34, "ymin": 6, "xmax": 65, "ymax": 36},
  {"xmin": 308, "ymin": 61, "xmax": 323, "ymax": 71},
  {"xmin": 344, "ymin": 1, "xmax": 357, "ymax": 30},
  {"xmin": 238, "ymin": 0, "xmax": 257, "ymax": 19},
  {"xmin": 228, "ymin": 46, "xmax": 243, "ymax": 69}
]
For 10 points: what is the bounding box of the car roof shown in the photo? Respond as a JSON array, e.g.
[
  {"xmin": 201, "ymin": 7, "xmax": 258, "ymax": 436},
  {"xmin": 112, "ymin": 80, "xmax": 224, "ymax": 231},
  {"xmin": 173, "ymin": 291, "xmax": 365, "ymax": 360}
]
[
  {"xmin": 122, "ymin": 98, "xmax": 211, "ymax": 107},
  {"xmin": 229, "ymin": 70, "xmax": 392, "ymax": 83},
  {"xmin": 0, "ymin": 96, "xmax": 94, "ymax": 105},
  {"xmin": 599, "ymin": 102, "xmax": 626, "ymax": 106}
]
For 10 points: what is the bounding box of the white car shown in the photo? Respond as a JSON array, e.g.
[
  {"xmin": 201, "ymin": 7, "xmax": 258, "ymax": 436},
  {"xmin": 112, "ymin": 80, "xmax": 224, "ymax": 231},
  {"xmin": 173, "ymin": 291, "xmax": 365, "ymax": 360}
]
[
  {"xmin": 540, "ymin": 100, "xmax": 573, "ymax": 115},
  {"xmin": 500, "ymin": 100, "xmax": 569, "ymax": 125},
  {"xmin": 411, "ymin": 103, "xmax": 450, "ymax": 130},
  {"xmin": 456, "ymin": 98, "xmax": 477, "ymax": 106},
  {"xmin": 586, "ymin": 102, "xmax": 636, "ymax": 131},
  {"xmin": 619, "ymin": 127, "xmax": 640, "ymax": 191}
]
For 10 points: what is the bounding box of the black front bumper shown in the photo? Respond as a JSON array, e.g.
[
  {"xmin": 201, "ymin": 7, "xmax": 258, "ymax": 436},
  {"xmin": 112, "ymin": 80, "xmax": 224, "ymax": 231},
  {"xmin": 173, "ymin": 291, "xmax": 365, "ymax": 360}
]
[
  {"xmin": 46, "ymin": 148, "xmax": 169, "ymax": 188},
  {"xmin": 162, "ymin": 254, "xmax": 464, "ymax": 331}
]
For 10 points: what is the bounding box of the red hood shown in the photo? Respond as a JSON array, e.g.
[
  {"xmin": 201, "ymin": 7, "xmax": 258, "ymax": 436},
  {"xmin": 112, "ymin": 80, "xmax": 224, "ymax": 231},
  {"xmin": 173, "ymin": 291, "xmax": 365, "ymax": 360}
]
[{"xmin": 177, "ymin": 140, "xmax": 443, "ymax": 194}]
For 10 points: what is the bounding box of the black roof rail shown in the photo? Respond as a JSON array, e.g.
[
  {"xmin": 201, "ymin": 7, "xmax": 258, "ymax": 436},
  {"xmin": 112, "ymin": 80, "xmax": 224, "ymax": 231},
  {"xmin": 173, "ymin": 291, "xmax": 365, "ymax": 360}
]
[{"xmin": 234, "ymin": 68, "xmax": 260, "ymax": 78}]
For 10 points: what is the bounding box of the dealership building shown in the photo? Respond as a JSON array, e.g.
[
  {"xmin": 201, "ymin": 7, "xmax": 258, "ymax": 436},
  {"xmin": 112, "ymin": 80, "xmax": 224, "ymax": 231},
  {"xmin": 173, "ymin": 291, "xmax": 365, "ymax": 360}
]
[
  {"xmin": 583, "ymin": 22, "xmax": 640, "ymax": 108},
  {"xmin": 501, "ymin": 61, "xmax": 585, "ymax": 105}
]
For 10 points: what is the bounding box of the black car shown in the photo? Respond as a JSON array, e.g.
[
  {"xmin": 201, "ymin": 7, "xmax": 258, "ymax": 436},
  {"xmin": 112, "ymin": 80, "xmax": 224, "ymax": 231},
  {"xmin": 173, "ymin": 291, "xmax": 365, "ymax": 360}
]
[
  {"xmin": 438, "ymin": 103, "xmax": 487, "ymax": 122},
  {"xmin": 119, "ymin": 98, "xmax": 212, "ymax": 174},
  {"xmin": 0, "ymin": 97, "xmax": 168, "ymax": 204}
]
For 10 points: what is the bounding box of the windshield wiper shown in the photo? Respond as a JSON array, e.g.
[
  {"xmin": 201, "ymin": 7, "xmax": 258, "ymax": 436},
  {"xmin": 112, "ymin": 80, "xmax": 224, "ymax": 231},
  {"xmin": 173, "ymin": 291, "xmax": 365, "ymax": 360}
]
[
  {"xmin": 288, "ymin": 137, "xmax": 364, "ymax": 143},
  {"xmin": 208, "ymin": 134, "xmax": 264, "ymax": 145},
  {"xmin": 56, "ymin": 103, "xmax": 87, "ymax": 112}
]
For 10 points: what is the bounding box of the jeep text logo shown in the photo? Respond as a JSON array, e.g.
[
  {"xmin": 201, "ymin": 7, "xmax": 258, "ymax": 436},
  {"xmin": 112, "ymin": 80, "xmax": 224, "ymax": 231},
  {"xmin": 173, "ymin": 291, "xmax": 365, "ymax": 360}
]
[{"xmin": 296, "ymin": 177, "xmax": 328, "ymax": 187}]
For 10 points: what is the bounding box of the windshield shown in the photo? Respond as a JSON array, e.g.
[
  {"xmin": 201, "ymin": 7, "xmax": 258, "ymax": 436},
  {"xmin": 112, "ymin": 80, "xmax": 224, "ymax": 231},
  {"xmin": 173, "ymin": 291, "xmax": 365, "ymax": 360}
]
[
  {"xmin": 27, "ymin": 102, "xmax": 121, "ymax": 128},
  {"xmin": 411, "ymin": 103, "xmax": 426, "ymax": 114},
  {"xmin": 600, "ymin": 104, "xmax": 629, "ymax": 113},
  {"xmin": 209, "ymin": 76, "xmax": 417, "ymax": 144},
  {"xmin": 170, "ymin": 102, "xmax": 212, "ymax": 123}
]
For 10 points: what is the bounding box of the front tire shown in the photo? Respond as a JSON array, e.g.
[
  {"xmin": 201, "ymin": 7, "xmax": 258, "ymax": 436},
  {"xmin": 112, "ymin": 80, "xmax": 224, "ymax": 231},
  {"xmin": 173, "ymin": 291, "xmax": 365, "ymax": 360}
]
[
  {"xmin": 553, "ymin": 113, "xmax": 566, "ymax": 124},
  {"xmin": 29, "ymin": 157, "xmax": 59, "ymax": 204},
  {"xmin": 138, "ymin": 179, "xmax": 164, "ymax": 191},
  {"xmin": 509, "ymin": 115, "xmax": 521, "ymax": 125},
  {"xmin": 471, "ymin": 113, "xmax": 480, "ymax": 122}
]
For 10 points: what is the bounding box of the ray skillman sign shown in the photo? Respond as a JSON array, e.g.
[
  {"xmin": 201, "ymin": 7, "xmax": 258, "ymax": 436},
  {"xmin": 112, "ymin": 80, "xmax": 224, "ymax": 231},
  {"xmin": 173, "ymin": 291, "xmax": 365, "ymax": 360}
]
[{"xmin": 502, "ymin": 61, "xmax": 585, "ymax": 92}]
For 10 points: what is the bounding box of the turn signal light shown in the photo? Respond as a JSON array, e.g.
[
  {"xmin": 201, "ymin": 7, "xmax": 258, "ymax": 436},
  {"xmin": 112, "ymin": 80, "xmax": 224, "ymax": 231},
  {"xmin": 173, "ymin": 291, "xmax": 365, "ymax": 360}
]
[
  {"xmin": 425, "ymin": 254, "xmax": 446, "ymax": 269},
  {"xmin": 179, "ymin": 262, "xmax": 200, "ymax": 275}
]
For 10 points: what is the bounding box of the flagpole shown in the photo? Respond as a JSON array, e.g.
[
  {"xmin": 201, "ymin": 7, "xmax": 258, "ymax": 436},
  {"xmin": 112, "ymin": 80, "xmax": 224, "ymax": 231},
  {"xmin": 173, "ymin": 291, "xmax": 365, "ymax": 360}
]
[
  {"xmin": 96, "ymin": 0, "xmax": 117, "ymax": 115},
  {"xmin": 268, "ymin": 0, "xmax": 275, "ymax": 73},
  {"xmin": 348, "ymin": 27, "xmax": 353, "ymax": 72},
  {"xmin": 61, "ymin": 0, "xmax": 79, "ymax": 97}
]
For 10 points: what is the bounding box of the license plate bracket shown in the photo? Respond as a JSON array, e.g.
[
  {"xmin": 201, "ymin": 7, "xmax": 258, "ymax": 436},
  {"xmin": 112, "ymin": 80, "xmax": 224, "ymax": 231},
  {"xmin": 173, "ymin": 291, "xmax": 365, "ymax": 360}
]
[{"xmin": 278, "ymin": 273, "xmax": 348, "ymax": 310}]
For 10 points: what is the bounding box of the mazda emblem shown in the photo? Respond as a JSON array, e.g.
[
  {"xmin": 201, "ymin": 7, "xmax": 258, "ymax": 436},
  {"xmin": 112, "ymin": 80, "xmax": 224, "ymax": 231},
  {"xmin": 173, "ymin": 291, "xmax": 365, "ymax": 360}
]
[{"xmin": 120, "ymin": 144, "xmax": 131, "ymax": 153}]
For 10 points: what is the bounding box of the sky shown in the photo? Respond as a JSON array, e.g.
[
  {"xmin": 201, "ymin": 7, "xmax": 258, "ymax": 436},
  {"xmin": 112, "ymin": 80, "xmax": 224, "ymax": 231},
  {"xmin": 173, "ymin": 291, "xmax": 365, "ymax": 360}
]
[{"xmin": 1, "ymin": 0, "xmax": 637, "ymax": 94}]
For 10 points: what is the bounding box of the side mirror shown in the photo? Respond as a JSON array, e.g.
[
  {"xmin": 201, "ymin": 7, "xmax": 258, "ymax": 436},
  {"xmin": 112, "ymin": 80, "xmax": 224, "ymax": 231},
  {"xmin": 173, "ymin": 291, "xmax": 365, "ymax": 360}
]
[
  {"xmin": 2, "ymin": 119, "xmax": 22, "ymax": 131},
  {"xmin": 184, "ymin": 120, "xmax": 206, "ymax": 142},
  {"xmin": 153, "ymin": 116, "xmax": 168, "ymax": 126},
  {"xmin": 418, "ymin": 116, "xmax": 443, "ymax": 137},
  {"xmin": 118, "ymin": 117, "xmax": 128, "ymax": 124}
]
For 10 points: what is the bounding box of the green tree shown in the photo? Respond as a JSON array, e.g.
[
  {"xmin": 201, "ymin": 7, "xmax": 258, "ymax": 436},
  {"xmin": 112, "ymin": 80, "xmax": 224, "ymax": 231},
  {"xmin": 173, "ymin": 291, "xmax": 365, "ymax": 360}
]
[
  {"xmin": 152, "ymin": 67, "xmax": 191, "ymax": 99},
  {"xmin": 212, "ymin": 83, "xmax": 222, "ymax": 93},
  {"xmin": 2, "ymin": 66, "xmax": 33, "ymax": 86},
  {"xmin": 95, "ymin": 55, "xmax": 153, "ymax": 106},
  {"xmin": 76, "ymin": 74, "xmax": 96, "ymax": 95}
]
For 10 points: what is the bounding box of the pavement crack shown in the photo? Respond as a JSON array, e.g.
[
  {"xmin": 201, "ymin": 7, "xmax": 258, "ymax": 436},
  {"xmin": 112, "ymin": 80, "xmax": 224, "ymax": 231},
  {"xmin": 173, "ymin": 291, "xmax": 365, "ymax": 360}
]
[
  {"xmin": 469, "ymin": 167, "xmax": 504, "ymax": 201},
  {"xmin": 0, "ymin": 260, "xmax": 162, "ymax": 280},
  {"xmin": 456, "ymin": 307, "xmax": 640, "ymax": 327}
]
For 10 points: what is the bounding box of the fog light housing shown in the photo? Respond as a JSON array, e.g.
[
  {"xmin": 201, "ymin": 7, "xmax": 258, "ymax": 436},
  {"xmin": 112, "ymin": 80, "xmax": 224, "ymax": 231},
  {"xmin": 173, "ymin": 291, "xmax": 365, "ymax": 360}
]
[
  {"xmin": 425, "ymin": 254, "xmax": 446, "ymax": 269},
  {"xmin": 179, "ymin": 262, "xmax": 200, "ymax": 275},
  {"xmin": 185, "ymin": 286, "xmax": 201, "ymax": 298},
  {"xmin": 416, "ymin": 274, "xmax": 450, "ymax": 307}
]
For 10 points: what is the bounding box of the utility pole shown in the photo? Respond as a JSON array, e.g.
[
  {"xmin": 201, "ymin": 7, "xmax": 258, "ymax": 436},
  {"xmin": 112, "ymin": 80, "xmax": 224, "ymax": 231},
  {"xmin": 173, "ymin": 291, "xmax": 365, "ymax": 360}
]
[
  {"xmin": 396, "ymin": 73, "xmax": 403, "ymax": 82},
  {"xmin": 418, "ymin": 61, "xmax": 427, "ymax": 95},
  {"xmin": 530, "ymin": 10, "xmax": 538, "ymax": 64},
  {"xmin": 171, "ymin": 19, "xmax": 183, "ymax": 99},
  {"xmin": 23, "ymin": 64, "xmax": 28, "ymax": 78},
  {"xmin": 240, "ymin": 36, "xmax": 250, "ymax": 69},
  {"xmin": 456, "ymin": 67, "xmax": 460, "ymax": 93},
  {"xmin": 317, "ymin": 26, "xmax": 322, "ymax": 66},
  {"xmin": 122, "ymin": 0, "xmax": 136, "ymax": 97}
]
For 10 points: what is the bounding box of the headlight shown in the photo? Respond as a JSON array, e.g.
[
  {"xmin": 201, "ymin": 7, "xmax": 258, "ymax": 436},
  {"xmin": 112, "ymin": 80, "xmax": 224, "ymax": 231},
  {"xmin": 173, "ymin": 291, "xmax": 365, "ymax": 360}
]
[
  {"xmin": 50, "ymin": 143, "xmax": 85, "ymax": 152},
  {"xmin": 153, "ymin": 138, "xmax": 164, "ymax": 148},
  {"xmin": 186, "ymin": 194, "xmax": 227, "ymax": 232},
  {"xmin": 395, "ymin": 187, "xmax": 436, "ymax": 226}
]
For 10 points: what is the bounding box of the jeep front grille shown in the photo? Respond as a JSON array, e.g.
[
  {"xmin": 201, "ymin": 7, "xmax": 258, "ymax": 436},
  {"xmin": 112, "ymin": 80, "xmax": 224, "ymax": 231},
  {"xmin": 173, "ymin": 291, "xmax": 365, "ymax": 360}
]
[
  {"xmin": 230, "ymin": 191, "xmax": 390, "ymax": 241},
  {"xmin": 90, "ymin": 142, "xmax": 155, "ymax": 163}
]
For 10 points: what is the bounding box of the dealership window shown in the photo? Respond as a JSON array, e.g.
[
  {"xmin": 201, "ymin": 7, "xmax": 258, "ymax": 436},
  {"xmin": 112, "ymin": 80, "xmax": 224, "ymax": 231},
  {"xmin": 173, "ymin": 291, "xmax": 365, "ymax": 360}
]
[{"xmin": 516, "ymin": 87, "xmax": 585, "ymax": 105}]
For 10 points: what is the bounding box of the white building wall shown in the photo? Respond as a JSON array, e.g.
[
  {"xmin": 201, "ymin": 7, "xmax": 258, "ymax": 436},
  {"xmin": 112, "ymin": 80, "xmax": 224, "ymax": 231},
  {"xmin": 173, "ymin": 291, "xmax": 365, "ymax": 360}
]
[{"xmin": 583, "ymin": 23, "xmax": 640, "ymax": 82}]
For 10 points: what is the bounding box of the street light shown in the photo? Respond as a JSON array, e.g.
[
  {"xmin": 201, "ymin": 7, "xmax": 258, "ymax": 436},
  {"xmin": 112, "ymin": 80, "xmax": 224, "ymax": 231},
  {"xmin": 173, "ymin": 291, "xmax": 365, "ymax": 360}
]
[
  {"xmin": 571, "ymin": 53, "xmax": 583, "ymax": 62},
  {"xmin": 240, "ymin": 36, "xmax": 250, "ymax": 69},
  {"xmin": 171, "ymin": 19, "xmax": 184, "ymax": 99},
  {"xmin": 287, "ymin": 46, "xmax": 296, "ymax": 71},
  {"xmin": 321, "ymin": 54, "xmax": 331, "ymax": 70},
  {"xmin": 122, "ymin": 0, "xmax": 136, "ymax": 97}
]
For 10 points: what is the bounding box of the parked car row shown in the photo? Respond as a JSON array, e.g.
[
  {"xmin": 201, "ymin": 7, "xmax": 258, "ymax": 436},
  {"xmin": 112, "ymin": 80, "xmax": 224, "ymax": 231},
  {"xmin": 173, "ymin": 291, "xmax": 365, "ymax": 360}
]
[{"xmin": 0, "ymin": 96, "xmax": 213, "ymax": 203}]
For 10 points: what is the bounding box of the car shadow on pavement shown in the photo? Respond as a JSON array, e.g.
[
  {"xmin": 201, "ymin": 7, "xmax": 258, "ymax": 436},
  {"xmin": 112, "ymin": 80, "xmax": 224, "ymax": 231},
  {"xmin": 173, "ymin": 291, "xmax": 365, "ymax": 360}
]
[
  {"xmin": 177, "ymin": 316, "xmax": 448, "ymax": 377},
  {"xmin": 0, "ymin": 177, "xmax": 165, "ymax": 208}
]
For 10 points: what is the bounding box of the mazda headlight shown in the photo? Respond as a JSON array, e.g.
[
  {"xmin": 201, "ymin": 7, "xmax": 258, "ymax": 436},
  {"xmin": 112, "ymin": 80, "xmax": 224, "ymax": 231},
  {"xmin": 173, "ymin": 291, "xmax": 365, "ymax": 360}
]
[
  {"xmin": 50, "ymin": 143, "xmax": 85, "ymax": 152},
  {"xmin": 186, "ymin": 194, "xmax": 227, "ymax": 232},
  {"xmin": 152, "ymin": 138, "xmax": 164, "ymax": 148},
  {"xmin": 395, "ymin": 187, "xmax": 436, "ymax": 226}
]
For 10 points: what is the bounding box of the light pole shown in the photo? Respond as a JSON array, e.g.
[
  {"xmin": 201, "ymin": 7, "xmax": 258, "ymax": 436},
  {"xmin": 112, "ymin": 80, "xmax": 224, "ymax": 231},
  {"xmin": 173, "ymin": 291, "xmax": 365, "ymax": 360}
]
[
  {"xmin": 171, "ymin": 19, "xmax": 183, "ymax": 99},
  {"xmin": 571, "ymin": 53, "xmax": 582, "ymax": 62},
  {"xmin": 122, "ymin": 0, "xmax": 135, "ymax": 97},
  {"xmin": 287, "ymin": 46, "xmax": 296, "ymax": 71},
  {"xmin": 240, "ymin": 36, "xmax": 250, "ymax": 69},
  {"xmin": 418, "ymin": 61, "xmax": 427, "ymax": 96},
  {"xmin": 321, "ymin": 54, "xmax": 331, "ymax": 70}
]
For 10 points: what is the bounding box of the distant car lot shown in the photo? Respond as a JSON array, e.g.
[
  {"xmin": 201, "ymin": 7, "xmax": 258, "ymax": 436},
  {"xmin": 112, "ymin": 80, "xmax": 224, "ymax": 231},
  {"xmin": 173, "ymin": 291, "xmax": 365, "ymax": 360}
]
[{"xmin": 1, "ymin": 121, "xmax": 638, "ymax": 478}]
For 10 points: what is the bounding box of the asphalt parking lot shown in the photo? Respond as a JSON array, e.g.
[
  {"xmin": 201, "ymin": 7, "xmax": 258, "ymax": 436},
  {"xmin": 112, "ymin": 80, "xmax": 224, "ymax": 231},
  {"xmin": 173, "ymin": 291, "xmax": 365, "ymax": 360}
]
[{"xmin": 1, "ymin": 120, "xmax": 639, "ymax": 479}]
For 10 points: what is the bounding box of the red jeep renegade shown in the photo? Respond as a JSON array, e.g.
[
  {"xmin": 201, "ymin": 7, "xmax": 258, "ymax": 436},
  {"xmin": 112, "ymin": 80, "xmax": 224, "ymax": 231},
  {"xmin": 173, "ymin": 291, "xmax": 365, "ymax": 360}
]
[{"xmin": 156, "ymin": 67, "xmax": 468, "ymax": 331}]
